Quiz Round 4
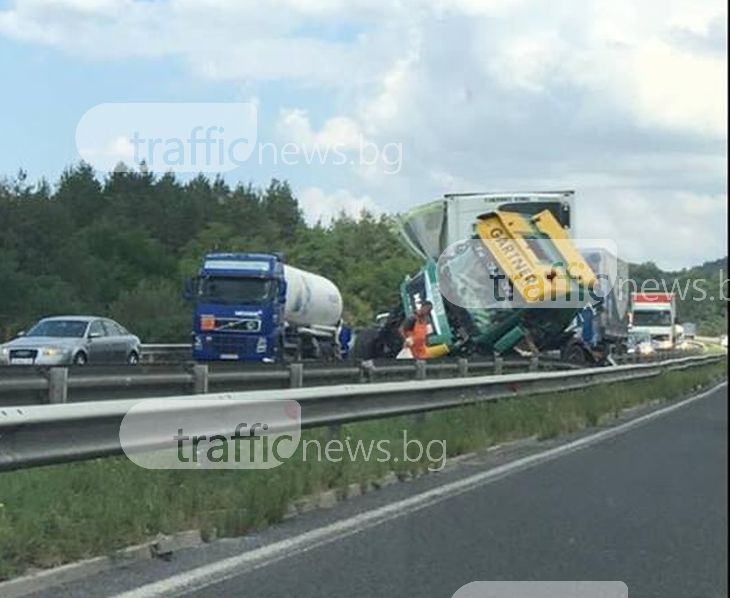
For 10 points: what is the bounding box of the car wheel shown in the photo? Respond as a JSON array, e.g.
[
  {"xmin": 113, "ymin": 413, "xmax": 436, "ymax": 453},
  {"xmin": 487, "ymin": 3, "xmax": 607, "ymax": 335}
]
[
  {"xmin": 73, "ymin": 352, "xmax": 87, "ymax": 365},
  {"xmin": 127, "ymin": 351, "xmax": 140, "ymax": 366}
]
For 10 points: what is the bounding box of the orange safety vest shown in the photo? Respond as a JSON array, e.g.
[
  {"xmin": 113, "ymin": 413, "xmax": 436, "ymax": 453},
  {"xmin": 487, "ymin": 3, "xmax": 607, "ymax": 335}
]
[{"xmin": 409, "ymin": 319, "xmax": 430, "ymax": 359}]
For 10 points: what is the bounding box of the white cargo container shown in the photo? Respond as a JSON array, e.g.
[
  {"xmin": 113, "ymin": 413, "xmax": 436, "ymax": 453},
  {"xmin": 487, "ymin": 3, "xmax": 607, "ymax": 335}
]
[{"xmin": 397, "ymin": 191, "xmax": 575, "ymax": 260}]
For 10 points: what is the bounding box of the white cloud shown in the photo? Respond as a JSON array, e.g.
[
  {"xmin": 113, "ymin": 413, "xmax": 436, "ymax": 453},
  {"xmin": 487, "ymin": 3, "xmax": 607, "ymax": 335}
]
[
  {"xmin": 485, "ymin": 33, "xmax": 570, "ymax": 93},
  {"xmin": 0, "ymin": 0, "xmax": 401, "ymax": 84},
  {"xmin": 1, "ymin": 0, "xmax": 724, "ymax": 136},
  {"xmin": 0, "ymin": 0, "xmax": 726, "ymax": 267},
  {"xmin": 578, "ymin": 189, "xmax": 727, "ymax": 270},
  {"xmin": 297, "ymin": 187, "xmax": 381, "ymax": 225},
  {"xmin": 277, "ymin": 110, "xmax": 364, "ymax": 151},
  {"xmin": 631, "ymin": 39, "xmax": 726, "ymax": 135}
]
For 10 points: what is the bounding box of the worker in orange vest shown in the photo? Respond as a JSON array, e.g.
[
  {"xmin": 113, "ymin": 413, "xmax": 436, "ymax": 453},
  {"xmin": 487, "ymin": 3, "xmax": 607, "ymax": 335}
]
[
  {"xmin": 400, "ymin": 301, "xmax": 434, "ymax": 360},
  {"xmin": 400, "ymin": 301, "xmax": 449, "ymax": 359}
]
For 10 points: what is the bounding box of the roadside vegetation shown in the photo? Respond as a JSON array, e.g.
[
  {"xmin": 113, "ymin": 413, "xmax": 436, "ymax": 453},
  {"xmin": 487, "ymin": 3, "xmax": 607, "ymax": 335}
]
[
  {"xmin": 1, "ymin": 165, "xmax": 727, "ymax": 340},
  {"xmin": 0, "ymin": 361, "xmax": 725, "ymax": 581}
]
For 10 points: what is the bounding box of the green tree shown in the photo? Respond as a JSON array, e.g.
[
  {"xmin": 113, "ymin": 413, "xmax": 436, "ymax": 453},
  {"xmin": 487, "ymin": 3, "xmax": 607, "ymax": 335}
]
[{"xmin": 110, "ymin": 279, "xmax": 190, "ymax": 343}]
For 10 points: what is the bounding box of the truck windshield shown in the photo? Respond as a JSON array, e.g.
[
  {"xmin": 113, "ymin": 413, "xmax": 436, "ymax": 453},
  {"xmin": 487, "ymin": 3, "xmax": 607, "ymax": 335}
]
[
  {"xmin": 633, "ymin": 310, "xmax": 672, "ymax": 326},
  {"xmin": 197, "ymin": 277, "xmax": 273, "ymax": 305}
]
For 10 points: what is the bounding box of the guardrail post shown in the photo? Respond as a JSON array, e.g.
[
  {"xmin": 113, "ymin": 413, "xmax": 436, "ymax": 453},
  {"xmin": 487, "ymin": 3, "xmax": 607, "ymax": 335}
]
[
  {"xmin": 529, "ymin": 356, "xmax": 539, "ymax": 372},
  {"xmin": 192, "ymin": 364, "xmax": 209, "ymax": 394},
  {"xmin": 289, "ymin": 363, "xmax": 304, "ymax": 388},
  {"xmin": 414, "ymin": 360, "xmax": 427, "ymax": 380},
  {"xmin": 458, "ymin": 357, "xmax": 469, "ymax": 377},
  {"xmin": 359, "ymin": 360, "xmax": 375, "ymax": 383},
  {"xmin": 494, "ymin": 356, "xmax": 503, "ymax": 375},
  {"xmin": 48, "ymin": 367, "xmax": 68, "ymax": 404}
]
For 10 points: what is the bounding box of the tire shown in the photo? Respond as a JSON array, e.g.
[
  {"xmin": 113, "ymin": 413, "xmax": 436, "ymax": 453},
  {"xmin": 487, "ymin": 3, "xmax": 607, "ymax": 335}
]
[
  {"xmin": 282, "ymin": 337, "xmax": 303, "ymax": 363},
  {"xmin": 127, "ymin": 351, "xmax": 140, "ymax": 366},
  {"xmin": 351, "ymin": 327, "xmax": 382, "ymax": 360},
  {"xmin": 73, "ymin": 352, "xmax": 87, "ymax": 366},
  {"xmin": 562, "ymin": 343, "xmax": 587, "ymax": 365}
]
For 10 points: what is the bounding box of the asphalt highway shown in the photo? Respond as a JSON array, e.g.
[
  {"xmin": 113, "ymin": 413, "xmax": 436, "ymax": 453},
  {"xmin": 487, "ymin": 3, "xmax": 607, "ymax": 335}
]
[{"xmin": 34, "ymin": 384, "xmax": 727, "ymax": 598}]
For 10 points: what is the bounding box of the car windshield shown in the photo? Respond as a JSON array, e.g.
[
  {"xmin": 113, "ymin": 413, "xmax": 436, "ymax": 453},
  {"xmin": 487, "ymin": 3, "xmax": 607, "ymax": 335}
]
[
  {"xmin": 633, "ymin": 310, "xmax": 672, "ymax": 326},
  {"xmin": 26, "ymin": 320, "xmax": 88, "ymax": 338},
  {"xmin": 197, "ymin": 277, "xmax": 273, "ymax": 305}
]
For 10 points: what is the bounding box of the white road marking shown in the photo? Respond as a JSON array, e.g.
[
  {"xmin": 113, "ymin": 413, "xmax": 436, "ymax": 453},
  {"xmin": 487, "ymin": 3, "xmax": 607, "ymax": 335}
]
[{"xmin": 112, "ymin": 382, "xmax": 727, "ymax": 598}]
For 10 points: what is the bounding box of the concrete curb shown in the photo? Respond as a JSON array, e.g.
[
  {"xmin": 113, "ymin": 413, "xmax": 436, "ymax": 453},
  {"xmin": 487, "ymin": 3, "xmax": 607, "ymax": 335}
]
[{"xmin": 0, "ymin": 530, "xmax": 203, "ymax": 598}]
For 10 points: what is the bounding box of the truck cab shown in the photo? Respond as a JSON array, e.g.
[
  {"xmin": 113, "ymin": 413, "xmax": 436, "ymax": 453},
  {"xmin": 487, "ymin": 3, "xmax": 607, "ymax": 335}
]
[
  {"xmin": 629, "ymin": 293, "xmax": 676, "ymax": 350},
  {"xmin": 188, "ymin": 253, "xmax": 286, "ymax": 362}
]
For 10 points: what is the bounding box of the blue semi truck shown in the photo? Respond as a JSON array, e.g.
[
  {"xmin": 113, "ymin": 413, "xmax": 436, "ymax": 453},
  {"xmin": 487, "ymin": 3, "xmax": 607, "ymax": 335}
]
[{"xmin": 186, "ymin": 253, "xmax": 346, "ymax": 362}]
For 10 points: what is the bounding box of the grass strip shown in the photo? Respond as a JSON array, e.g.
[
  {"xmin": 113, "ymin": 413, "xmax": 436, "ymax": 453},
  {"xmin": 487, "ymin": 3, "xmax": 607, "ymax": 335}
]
[{"xmin": 0, "ymin": 361, "xmax": 725, "ymax": 580}]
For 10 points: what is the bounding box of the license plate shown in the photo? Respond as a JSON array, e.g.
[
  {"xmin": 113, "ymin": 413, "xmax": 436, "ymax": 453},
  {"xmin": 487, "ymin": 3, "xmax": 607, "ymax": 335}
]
[
  {"xmin": 10, "ymin": 358, "xmax": 34, "ymax": 365},
  {"xmin": 219, "ymin": 353, "xmax": 238, "ymax": 360}
]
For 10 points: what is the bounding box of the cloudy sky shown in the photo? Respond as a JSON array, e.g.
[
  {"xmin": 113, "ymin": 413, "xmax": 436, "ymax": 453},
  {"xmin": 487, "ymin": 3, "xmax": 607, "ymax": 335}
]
[{"xmin": 0, "ymin": 0, "xmax": 726, "ymax": 270}]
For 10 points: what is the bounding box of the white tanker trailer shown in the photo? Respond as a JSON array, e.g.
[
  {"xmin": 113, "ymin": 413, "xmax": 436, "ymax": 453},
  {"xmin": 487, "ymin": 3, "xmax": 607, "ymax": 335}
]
[{"xmin": 188, "ymin": 253, "xmax": 345, "ymax": 362}]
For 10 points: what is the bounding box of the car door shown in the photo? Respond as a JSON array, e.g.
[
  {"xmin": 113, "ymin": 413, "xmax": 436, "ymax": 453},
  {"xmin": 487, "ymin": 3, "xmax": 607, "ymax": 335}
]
[
  {"xmin": 86, "ymin": 319, "xmax": 115, "ymax": 364},
  {"xmin": 104, "ymin": 320, "xmax": 127, "ymax": 363}
]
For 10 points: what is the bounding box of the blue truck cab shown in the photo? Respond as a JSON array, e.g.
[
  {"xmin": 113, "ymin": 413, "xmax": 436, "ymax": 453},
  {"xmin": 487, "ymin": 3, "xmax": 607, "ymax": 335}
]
[{"xmin": 187, "ymin": 253, "xmax": 287, "ymax": 362}]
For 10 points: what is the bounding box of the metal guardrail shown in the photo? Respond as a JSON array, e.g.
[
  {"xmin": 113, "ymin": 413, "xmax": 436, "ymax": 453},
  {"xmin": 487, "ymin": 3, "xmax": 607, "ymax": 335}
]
[
  {"xmin": 139, "ymin": 341, "xmax": 716, "ymax": 363},
  {"xmin": 0, "ymin": 356, "xmax": 572, "ymax": 406},
  {"xmin": 0, "ymin": 354, "xmax": 724, "ymax": 472},
  {"xmin": 0, "ymin": 347, "xmax": 701, "ymax": 406},
  {"xmin": 139, "ymin": 343, "xmax": 191, "ymax": 363}
]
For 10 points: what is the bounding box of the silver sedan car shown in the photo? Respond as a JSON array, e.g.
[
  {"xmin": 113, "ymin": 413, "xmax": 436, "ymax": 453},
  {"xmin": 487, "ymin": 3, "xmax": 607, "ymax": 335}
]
[{"xmin": 0, "ymin": 316, "xmax": 142, "ymax": 366}]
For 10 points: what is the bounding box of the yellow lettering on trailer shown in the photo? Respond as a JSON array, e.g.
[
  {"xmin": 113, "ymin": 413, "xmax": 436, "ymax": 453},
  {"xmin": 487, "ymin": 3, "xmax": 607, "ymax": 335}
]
[
  {"xmin": 476, "ymin": 209, "xmax": 598, "ymax": 304},
  {"xmin": 478, "ymin": 215, "xmax": 544, "ymax": 302}
]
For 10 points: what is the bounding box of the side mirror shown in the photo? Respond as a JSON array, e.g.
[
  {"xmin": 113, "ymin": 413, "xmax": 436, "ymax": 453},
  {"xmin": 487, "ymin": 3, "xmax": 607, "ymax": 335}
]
[
  {"xmin": 88, "ymin": 331, "xmax": 102, "ymax": 340},
  {"xmin": 16, "ymin": 330, "xmax": 25, "ymax": 338}
]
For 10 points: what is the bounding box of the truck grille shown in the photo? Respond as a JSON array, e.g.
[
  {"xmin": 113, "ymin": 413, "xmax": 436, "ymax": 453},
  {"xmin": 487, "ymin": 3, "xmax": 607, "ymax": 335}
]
[{"xmin": 211, "ymin": 335, "xmax": 260, "ymax": 355}]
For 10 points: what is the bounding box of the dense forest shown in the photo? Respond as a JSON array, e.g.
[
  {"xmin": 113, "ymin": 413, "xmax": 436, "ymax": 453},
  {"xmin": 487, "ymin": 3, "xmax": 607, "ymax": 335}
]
[
  {"xmin": 0, "ymin": 164, "xmax": 726, "ymax": 342},
  {"xmin": 0, "ymin": 164, "xmax": 419, "ymax": 342}
]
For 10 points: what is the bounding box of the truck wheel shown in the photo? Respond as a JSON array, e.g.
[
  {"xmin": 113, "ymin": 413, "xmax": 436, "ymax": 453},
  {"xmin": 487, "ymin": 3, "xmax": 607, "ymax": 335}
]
[
  {"xmin": 283, "ymin": 338, "xmax": 303, "ymax": 362},
  {"xmin": 563, "ymin": 344, "xmax": 587, "ymax": 365},
  {"xmin": 351, "ymin": 327, "xmax": 381, "ymax": 360}
]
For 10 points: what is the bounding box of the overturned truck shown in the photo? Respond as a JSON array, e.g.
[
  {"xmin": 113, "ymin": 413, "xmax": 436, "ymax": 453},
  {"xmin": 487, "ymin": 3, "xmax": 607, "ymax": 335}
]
[{"xmin": 355, "ymin": 192, "xmax": 625, "ymax": 363}]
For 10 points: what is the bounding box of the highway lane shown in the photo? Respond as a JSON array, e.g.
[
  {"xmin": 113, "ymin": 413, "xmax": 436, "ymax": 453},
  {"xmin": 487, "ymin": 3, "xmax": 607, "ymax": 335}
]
[
  {"xmin": 188, "ymin": 385, "xmax": 728, "ymax": 598},
  {"xmin": 35, "ymin": 384, "xmax": 727, "ymax": 598}
]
